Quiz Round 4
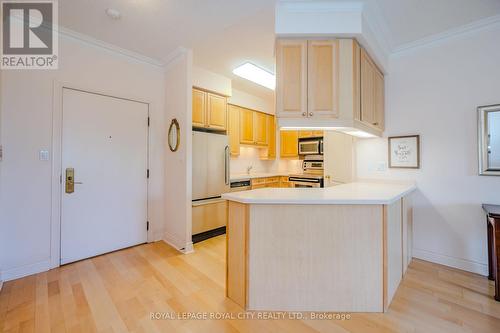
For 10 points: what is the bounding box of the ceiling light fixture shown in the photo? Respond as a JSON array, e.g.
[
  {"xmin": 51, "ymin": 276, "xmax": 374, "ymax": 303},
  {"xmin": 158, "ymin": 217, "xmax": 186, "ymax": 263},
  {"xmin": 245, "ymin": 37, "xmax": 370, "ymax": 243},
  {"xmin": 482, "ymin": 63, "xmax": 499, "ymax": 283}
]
[
  {"xmin": 105, "ymin": 8, "xmax": 122, "ymax": 20},
  {"xmin": 232, "ymin": 62, "xmax": 276, "ymax": 90}
]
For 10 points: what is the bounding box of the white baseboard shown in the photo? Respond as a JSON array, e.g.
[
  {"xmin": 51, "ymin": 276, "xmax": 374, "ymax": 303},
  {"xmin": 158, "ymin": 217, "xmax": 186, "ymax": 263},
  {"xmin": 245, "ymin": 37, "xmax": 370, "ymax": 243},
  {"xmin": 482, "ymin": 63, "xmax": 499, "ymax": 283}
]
[
  {"xmin": 163, "ymin": 232, "xmax": 194, "ymax": 254},
  {"xmin": 1, "ymin": 260, "xmax": 51, "ymax": 282},
  {"xmin": 413, "ymin": 248, "xmax": 488, "ymax": 276}
]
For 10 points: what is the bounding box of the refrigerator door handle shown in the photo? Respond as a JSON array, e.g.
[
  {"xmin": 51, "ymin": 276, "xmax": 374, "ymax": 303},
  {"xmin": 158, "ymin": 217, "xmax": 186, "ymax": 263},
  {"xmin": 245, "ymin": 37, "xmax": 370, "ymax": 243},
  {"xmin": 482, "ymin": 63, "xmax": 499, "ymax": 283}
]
[{"xmin": 224, "ymin": 145, "xmax": 230, "ymax": 185}]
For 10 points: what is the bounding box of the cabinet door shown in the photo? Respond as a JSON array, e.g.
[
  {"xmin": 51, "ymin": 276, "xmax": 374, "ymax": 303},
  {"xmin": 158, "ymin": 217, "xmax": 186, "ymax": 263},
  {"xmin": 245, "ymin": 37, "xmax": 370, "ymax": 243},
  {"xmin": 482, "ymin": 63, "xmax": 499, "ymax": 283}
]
[
  {"xmin": 280, "ymin": 130, "xmax": 299, "ymax": 158},
  {"xmin": 276, "ymin": 39, "xmax": 308, "ymax": 118},
  {"xmin": 228, "ymin": 105, "xmax": 240, "ymax": 156},
  {"xmin": 192, "ymin": 88, "xmax": 206, "ymax": 128},
  {"xmin": 254, "ymin": 112, "xmax": 268, "ymax": 145},
  {"xmin": 239, "ymin": 108, "xmax": 254, "ymax": 144},
  {"xmin": 374, "ymin": 69, "xmax": 385, "ymax": 131},
  {"xmin": 360, "ymin": 48, "xmax": 375, "ymax": 126},
  {"xmin": 207, "ymin": 93, "xmax": 227, "ymax": 130},
  {"xmin": 307, "ymin": 40, "xmax": 339, "ymax": 118},
  {"xmin": 267, "ymin": 115, "xmax": 276, "ymax": 159}
]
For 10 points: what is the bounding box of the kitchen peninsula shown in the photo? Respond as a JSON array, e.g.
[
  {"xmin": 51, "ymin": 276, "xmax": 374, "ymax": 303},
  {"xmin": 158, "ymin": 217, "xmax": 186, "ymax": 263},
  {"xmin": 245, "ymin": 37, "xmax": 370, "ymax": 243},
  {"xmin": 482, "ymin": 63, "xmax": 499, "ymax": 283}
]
[{"xmin": 222, "ymin": 182, "xmax": 416, "ymax": 312}]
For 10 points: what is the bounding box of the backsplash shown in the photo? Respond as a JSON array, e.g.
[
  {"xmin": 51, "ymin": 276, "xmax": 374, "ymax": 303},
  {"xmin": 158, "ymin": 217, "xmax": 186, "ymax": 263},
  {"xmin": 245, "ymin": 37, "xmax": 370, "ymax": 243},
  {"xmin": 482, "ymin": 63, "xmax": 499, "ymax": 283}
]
[{"xmin": 230, "ymin": 146, "xmax": 302, "ymax": 174}]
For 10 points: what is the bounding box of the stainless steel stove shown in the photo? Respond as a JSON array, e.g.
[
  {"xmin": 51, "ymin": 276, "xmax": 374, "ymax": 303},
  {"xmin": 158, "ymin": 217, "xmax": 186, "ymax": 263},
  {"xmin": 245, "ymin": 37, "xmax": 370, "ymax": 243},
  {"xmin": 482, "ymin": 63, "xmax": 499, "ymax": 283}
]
[{"xmin": 288, "ymin": 155, "xmax": 325, "ymax": 188}]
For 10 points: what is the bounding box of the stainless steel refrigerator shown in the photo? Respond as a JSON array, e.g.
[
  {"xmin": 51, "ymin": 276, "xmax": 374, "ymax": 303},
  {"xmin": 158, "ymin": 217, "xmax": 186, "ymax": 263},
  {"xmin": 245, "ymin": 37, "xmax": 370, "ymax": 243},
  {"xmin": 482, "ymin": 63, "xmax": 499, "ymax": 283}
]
[{"xmin": 192, "ymin": 131, "xmax": 230, "ymax": 239}]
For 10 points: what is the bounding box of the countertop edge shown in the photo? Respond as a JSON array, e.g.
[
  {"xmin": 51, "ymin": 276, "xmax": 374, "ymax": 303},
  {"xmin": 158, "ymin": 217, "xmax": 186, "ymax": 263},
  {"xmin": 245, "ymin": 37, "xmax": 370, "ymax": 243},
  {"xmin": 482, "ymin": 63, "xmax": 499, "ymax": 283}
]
[{"xmin": 222, "ymin": 184, "xmax": 417, "ymax": 205}]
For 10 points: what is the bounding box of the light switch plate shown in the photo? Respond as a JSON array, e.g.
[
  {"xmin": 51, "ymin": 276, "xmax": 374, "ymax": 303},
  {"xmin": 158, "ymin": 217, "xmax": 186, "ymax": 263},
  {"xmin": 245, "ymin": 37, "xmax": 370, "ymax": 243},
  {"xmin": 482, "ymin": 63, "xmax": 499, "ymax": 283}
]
[
  {"xmin": 39, "ymin": 150, "xmax": 50, "ymax": 161},
  {"xmin": 376, "ymin": 161, "xmax": 387, "ymax": 171}
]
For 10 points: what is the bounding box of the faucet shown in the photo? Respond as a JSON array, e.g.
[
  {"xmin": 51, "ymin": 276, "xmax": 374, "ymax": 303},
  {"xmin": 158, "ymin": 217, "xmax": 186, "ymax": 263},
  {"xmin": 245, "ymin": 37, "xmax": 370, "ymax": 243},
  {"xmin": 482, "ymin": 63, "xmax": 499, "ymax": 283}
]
[{"xmin": 246, "ymin": 165, "xmax": 253, "ymax": 175}]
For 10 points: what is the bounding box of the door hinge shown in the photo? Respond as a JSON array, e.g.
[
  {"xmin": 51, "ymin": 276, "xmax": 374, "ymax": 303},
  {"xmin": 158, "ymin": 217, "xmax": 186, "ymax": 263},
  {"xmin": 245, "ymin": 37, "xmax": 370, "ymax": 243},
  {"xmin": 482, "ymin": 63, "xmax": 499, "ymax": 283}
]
[
  {"xmin": 147, "ymin": 117, "xmax": 150, "ymax": 127},
  {"xmin": 147, "ymin": 169, "xmax": 150, "ymax": 178},
  {"xmin": 146, "ymin": 221, "xmax": 149, "ymax": 231}
]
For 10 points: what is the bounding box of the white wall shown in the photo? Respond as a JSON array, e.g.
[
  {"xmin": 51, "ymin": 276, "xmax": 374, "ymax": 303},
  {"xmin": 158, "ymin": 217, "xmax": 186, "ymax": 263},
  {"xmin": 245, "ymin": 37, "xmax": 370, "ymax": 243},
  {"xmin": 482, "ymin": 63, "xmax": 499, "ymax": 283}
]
[
  {"xmin": 357, "ymin": 24, "xmax": 500, "ymax": 275},
  {"xmin": 164, "ymin": 50, "xmax": 193, "ymax": 253},
  {"xmin": 192, "ymin": 66, "xmax": 231, "ymax": 96},
  {"xmin": 229, "ymin": 88, "xmax": 275, "ymax": 115},
  {"xmin": 0, "ymin": 35, "xmax": 165, "ymax": 281}
]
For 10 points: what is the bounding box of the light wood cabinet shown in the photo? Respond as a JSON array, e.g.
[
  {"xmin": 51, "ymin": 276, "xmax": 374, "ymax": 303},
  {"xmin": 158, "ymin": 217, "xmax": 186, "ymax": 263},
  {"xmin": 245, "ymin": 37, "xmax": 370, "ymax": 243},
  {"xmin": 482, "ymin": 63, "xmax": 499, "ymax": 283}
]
[
  {"xmin": 192, "ymin": 88, "xmax": 227, "ymax": 131},
  {"xmin": 207, "ymin": 93, "xmax": 227, "ymax": 130},
  {"xmin": 192, "ymin": 88, "xmax": 206, "ymax": 128},
  {"xmin": 307, "ymin": 40, "xmax": 339, "ymax": 118},
  {"xmin": 276, "ymin": 39, "xmax": 385, "ymax": 137},
  {"xmin": 280, "ymin": 176, "xmax": 291, "ymax": 188},
  {"xmin": 239, "ymin": 107, "xmax": 270, "ymax": 147},
  {"xmin": 360, "ymin": 48, "xmax": 384, "ymax": 131},
  {"xmin": 276, "ymin": 39, "xmax": 339, "ymax": 119},
  {"xmin": 260, "ymin": 114, "xmax": 276, "ymax": 160},
  {"xmin": 254, "ymin": 112, "xmax": 268, "ymax": 145},
  {"xmin": 239, "ymin": 108, "xmax": 254, "ymax": 144},
  {"xmin": 276, "ymin": 39, "xmax": 308, "ymax": 118},
  {"xmin": 228, "ymin": 104, "xmax": 240, "ymax": 157},
  {"xmin": 251, "ymin": 177, "xmax": 281, "ymax": 189},
  {"xmin": 280, "ymin": 130, "xmax": 299, "ymax": 158}
]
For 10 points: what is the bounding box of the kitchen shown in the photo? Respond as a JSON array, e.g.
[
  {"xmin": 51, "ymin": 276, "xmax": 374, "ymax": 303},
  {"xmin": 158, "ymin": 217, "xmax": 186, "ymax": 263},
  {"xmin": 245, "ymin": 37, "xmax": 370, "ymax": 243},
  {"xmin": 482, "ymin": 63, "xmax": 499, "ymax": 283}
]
[{"xmin": 2, "ymin": 0, "xmax": 500, "ymax": 331}]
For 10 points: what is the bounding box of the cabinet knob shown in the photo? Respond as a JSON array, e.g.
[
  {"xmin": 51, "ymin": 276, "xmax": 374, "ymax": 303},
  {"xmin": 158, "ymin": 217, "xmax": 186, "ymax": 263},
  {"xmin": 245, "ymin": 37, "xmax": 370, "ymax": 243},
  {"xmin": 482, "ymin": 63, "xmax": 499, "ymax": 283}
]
[
  {"xmin": 302, "ymin": 112, "xmax": 306, "ymax": 117},
  {"xmin": 372, "ymin": 122, "xmax": 379, "ymax": 126},
  {"xmin": 309, "ymin": 112, "xmax": 314, "ymax": 116}
]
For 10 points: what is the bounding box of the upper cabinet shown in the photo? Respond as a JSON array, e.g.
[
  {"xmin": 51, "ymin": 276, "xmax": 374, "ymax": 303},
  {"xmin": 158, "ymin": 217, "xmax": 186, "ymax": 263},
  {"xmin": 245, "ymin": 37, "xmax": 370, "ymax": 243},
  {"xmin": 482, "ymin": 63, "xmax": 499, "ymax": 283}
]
[
  {"xmin": 239, "ymin": 107, "xmax": 268, "ymax": 146},
  {"xmin": 254, "ymin": 112, "xmax": 268, "ymax": 145},
  {"xmin": 192, "ymin": 88, "xmax": 227, "ymax": 131},
  {"xmin": 307, "ymin": 40, "xmax": 339, "ymax": 118},
  {"xmin": 276, "ymin": 38, "xmax": 385, "ymax": 137},
  {"xmin": 192, "ymin": 88, "xmax": 206, "ymax": 128},
  {"xmin": 228, "ymin": 104, "xmax": 240, "ymax": 157},
  {"xmin": 280, "ymin": 130, "xmax": 299, "ymax": 158},
  {"xmin": 276, "ymin": 40, "xmax": 308, "ymax": 118},
  {"xmin": 360, "ymin": 48, "xmax": 384, "ymax": 131},
  {"xmin": 276, "ymin": 39, "xmax": 339, "ymax": 119}
]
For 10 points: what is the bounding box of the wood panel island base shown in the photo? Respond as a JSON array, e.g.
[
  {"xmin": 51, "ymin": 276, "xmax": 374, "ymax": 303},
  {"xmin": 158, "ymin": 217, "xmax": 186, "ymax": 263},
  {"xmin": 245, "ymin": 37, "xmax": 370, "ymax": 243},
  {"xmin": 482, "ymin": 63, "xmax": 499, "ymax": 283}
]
[{"xmin": 222, "ymin": 182, "xmax": 416, "ymax": 313}]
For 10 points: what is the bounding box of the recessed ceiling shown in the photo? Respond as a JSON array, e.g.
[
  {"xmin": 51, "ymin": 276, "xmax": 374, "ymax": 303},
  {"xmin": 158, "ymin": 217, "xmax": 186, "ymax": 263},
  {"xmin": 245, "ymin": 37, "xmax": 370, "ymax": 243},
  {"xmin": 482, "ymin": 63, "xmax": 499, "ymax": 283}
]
[{"xmin": 59, "ymin": 0, "xmax": 500, "ymax": 101}]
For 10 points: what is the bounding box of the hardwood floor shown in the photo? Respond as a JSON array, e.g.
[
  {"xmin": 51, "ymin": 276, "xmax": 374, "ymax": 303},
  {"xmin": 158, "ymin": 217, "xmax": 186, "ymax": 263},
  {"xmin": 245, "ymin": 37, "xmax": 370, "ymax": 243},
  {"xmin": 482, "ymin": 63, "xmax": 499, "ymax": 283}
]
[{"xmin": 1, "ymin": 235, "xmax": 500, "ymax": 333}]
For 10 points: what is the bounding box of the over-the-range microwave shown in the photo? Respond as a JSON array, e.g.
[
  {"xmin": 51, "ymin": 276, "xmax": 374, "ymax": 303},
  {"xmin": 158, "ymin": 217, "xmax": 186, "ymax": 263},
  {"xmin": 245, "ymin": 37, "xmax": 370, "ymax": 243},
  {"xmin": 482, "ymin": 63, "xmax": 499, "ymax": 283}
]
[{"xmin": 298, "ymin": 137, "xmax": 323, "ymax": 155}]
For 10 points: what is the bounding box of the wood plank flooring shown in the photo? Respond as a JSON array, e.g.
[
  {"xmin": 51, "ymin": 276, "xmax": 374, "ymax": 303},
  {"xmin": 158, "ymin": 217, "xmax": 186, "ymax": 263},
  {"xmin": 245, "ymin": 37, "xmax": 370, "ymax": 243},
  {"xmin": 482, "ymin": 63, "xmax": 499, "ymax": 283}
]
[{"xmin": 1, "ymin": 235, "xmax": 500, "ymax": 333}]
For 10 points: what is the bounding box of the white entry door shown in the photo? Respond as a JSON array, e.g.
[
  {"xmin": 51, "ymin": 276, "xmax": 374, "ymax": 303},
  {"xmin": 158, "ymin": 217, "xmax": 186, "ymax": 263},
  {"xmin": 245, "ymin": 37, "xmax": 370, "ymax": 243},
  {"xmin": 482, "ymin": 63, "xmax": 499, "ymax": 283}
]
[{"xmin": 61, "ymin": 88, "xmax": 149, "ymax": 264}]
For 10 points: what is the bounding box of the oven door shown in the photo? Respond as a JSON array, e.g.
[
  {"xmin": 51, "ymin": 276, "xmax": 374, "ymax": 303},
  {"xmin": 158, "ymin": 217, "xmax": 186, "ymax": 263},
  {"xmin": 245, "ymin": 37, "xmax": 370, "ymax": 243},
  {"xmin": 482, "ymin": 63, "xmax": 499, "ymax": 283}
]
[
  {"xmin": 288, "ymin": 177, "xmax": 322, "ymax": 188},
  {"xmin": 298, "ymin": 139, "xmax": 322, "ymax": 155}
]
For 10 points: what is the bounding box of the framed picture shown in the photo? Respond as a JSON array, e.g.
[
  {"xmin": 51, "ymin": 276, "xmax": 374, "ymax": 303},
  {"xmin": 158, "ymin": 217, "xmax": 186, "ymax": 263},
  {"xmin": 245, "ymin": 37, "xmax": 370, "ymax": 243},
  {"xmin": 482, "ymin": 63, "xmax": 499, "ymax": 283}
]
[{"xmin": 388, "ymin": 135, "xmax": 420, "ymax": 169}]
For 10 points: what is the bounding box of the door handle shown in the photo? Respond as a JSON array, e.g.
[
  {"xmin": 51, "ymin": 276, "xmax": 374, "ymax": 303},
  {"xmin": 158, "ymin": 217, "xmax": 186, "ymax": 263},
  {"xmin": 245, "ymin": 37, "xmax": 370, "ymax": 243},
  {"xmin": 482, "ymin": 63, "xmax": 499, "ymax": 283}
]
[
  {"xmin": 65, "ymin": 168, "xmax": 83, "ymax": 194},
  {"xmin": 224, "ymin": 146, "xmax": 230, "ymax": 185}
]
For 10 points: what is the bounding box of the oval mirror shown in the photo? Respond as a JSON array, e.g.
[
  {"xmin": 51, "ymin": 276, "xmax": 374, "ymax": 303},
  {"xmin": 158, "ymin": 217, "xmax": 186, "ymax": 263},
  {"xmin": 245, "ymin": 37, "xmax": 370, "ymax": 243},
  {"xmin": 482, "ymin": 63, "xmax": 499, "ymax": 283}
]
[{"xmin": 168, "ymin": 118, "xmax": 180, "ymax": 152}]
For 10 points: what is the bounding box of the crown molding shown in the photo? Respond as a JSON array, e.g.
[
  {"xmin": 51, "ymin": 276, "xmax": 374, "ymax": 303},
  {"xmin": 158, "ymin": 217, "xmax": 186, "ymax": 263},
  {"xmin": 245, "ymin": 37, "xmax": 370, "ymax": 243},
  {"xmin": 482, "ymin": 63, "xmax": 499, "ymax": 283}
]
[
  {"xmin": 278, "ymin": 0, "xmax": 364, "ymax": 13},
  {"xmin": 391, "ymin": 14, "xmax": 500, "ymax": 56},
  {"xmin": 57, "ymin": 26, "xmax": 165, "ymax": 67}
]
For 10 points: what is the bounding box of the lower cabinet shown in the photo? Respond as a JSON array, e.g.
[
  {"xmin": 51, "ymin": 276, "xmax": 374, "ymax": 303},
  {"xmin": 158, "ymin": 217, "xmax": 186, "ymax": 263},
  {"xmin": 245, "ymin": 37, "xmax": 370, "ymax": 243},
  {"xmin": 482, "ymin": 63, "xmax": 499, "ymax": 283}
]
[{"xmin": 251, "ymin": 176, "xmax": 289, "ymax": 189}]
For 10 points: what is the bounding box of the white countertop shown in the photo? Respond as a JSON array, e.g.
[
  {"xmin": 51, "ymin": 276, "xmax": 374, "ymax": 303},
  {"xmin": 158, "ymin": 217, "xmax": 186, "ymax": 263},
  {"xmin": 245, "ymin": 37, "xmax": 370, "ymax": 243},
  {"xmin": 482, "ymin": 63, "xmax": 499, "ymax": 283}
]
[
  {"xmin": 230, "ymin": 172, "xmax": 289, "ymax": 181},
  {"xmin": 222, "ymin": 182, "xmax": 416, "ymax": 205}
]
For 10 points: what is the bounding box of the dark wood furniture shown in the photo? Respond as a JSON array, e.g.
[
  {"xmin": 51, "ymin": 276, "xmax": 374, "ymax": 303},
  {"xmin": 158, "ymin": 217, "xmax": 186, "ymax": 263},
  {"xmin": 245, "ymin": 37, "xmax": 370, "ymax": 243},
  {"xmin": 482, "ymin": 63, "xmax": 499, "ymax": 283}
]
[{"xmin": 484, "ymin": 204, "xmax": 500, "ymax": 301}]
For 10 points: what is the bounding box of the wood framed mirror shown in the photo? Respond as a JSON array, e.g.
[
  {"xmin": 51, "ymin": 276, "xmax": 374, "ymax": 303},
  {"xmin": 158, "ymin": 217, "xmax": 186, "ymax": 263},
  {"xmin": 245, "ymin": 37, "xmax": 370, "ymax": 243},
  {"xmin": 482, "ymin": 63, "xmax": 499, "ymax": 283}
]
[{"xmin": 168, "ymin": 118, "xmax": 180, "ymax": 152}]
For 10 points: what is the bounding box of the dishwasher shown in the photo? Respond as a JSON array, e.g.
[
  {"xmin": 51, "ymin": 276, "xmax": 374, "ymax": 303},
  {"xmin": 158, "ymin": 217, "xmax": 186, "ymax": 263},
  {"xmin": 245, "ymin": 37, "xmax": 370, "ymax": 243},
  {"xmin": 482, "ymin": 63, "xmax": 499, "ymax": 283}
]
[{"xmin": 230, "ymin": 180, "xmax": 251, "ymax": 192}]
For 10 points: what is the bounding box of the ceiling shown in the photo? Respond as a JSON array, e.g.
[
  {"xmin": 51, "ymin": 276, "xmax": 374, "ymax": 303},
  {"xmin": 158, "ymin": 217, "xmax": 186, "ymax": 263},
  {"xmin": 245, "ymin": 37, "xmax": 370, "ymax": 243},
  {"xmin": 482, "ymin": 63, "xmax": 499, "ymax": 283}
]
[{"xmin": 59, "ymin": 0, "xmax": 500, "ymax": 100}]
